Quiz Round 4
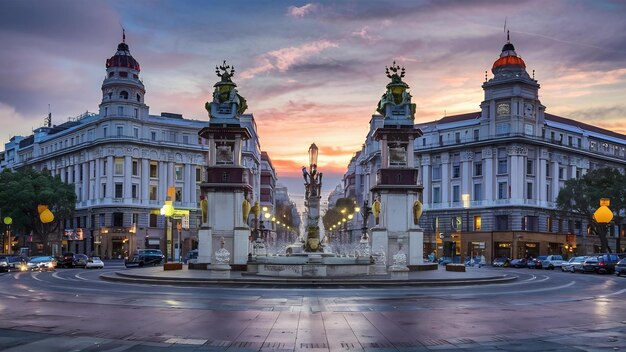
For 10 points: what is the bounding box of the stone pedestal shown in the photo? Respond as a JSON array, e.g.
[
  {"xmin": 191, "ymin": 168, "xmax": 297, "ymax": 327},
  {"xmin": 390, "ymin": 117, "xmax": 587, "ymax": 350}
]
[
  {"xmin": 209, "ymin": 263, "xmax": 232, "ymax": 278},
  {"xmin": 233, "ymin": 228, "xmax": 251, "ymax": 265},
  {"xmin": 407, "ymin": 229, "xmax": 424, "ymax": 265},
  {"xmin": 389, "ymin": 266, "xmax": 409, "ymax": 279},
  {"xmin": 371, "ymin": 228, "xmax": 389, "ymax": 265},
  {"xmin": 197, "ymin": 228, "xmax": 212, "ymax": 265}
]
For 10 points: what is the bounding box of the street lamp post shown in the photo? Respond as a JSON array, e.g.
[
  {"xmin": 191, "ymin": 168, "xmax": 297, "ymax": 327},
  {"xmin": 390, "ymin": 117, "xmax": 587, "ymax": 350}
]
[
  {"xmin": 462, "ymin": 193, "xmax": 470, "ymax": 264},
  {"xmin": 593, "ymin": 198, "xmax": 613, "ymax": 253},
  {"xmin": 160, "ymin": 200, "xmax": 174, "ymax": 263}
]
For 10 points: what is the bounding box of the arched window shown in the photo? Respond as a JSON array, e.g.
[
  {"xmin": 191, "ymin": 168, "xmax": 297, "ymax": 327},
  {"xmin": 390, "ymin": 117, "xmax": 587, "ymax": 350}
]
[
  {"xmin": 136, "ymin": 93, "xmax": 141, "ymax": 102},
  {"xmin": 120, "ymin": 91, "xmax": 129, "ymax": 100}
]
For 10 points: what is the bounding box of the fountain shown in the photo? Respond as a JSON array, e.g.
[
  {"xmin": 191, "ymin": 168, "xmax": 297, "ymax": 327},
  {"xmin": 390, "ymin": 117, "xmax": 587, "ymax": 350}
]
[{"xmin": 248, "ymin": 144, "xmax": 375, "ymax": 277}]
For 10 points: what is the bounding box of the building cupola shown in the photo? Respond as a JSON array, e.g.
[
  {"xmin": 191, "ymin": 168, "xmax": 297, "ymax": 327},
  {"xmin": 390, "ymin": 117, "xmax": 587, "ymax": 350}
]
[{"xmin": 99, "ymin": 30, "xmax": 148, "ymax": 119}]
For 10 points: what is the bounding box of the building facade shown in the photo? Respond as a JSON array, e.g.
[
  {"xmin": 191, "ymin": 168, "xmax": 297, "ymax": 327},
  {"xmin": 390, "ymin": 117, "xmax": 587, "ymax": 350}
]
[
  {"xmin": 1, "ymin": 36, "xmax": 277, "ymax": 259},
  {"xmin": 342, "ymin": 37, "xmax": 626, "ymax": 263}
]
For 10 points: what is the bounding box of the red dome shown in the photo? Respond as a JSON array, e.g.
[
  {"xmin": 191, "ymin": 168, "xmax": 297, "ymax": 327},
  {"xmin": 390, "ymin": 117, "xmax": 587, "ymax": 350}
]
[
  {"xmin": 106, "ymin": 43, "xmax": 140, "ymax": 71},
  {"xmin": 492, "ymin": 55, "xmax": 526, "ymax": 70}
]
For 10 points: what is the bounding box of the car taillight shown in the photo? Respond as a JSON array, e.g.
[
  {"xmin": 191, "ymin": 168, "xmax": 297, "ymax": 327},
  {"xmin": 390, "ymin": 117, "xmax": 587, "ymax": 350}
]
[{"xmin": 599, "ymin": 261, "xmax": 605, "ymax": 266}]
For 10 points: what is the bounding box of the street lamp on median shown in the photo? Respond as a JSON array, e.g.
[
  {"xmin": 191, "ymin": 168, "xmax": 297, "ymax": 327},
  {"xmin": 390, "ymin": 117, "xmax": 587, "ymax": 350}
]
[{"xmin": 593, "ymin": 198, "xmax": 613, "ymax": 253}]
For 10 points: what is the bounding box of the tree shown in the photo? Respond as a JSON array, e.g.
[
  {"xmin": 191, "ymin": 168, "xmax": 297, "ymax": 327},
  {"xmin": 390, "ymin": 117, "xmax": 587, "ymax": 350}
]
[
  {"xmin": 556, "ymin": 168, "xmax": 626, "ymax": 253},
  {"xmin": 0, "ymin": 168, "xmax": 76, "ymax": 254}
]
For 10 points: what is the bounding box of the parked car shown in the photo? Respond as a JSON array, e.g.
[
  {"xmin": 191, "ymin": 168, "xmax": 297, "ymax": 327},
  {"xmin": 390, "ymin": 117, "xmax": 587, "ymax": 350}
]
[
  {"xmin": 510, "ymin": 258, "xmax": 528, "ymax": 268},
  {"xmin": 26, "ymin": 256, "xmax": 57, "ymax": 271},
  {"xmin": 541, "ymin": 255, "xmax": 564, "ymax": 270},
  {"xmin": 615, "ymin": 258, "xmax": 626, "ymax": 276},
  {"xmin": 125, "ymin": 249, "xmax": 164, "ymax": 267},
  {"xmin": 562, "ymin": 256, "xmax": 587, "ymax": 272},
  {"xmin": 594, "ymin": 254, "xmax": 621, "ymax": 274},
  {"xmin": 582, "ymin": 256, "xmax": 599, "ymax": 273},
  {"xmin": 527, "ymin": 256, "xmax": 546, "ymax": 269},
  {"xmin": 492, "ymin": 257, "xmax": 510, "ymax": 267},
  {"xmin": 85, "ymin": 257, "xmax": 104, "ymax": 269}
]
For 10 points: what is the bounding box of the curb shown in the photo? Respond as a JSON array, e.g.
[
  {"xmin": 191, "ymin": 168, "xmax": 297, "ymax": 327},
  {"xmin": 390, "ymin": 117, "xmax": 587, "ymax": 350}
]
[{"xmin": 100, "ymin": 270, "xmax": 517, "ymax": 287}]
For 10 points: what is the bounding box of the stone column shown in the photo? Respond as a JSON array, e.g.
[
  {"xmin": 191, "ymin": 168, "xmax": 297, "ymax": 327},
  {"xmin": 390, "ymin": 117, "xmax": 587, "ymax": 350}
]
[
  {"xmin": 106, "ymin": 156, "xmax": 113, "ymax": 198},
  {"xmin": 538, "ymin": 149, "xmax": 548, "ymax": 204},
  {"xmin": 483, "ymin": 148, "xmax": 493, "ymax": 202},
  {"xmin": 551, "ymin": 161, "xmax": 560, "ymax": 202},
  {"xmin": 124, "ymin": 156, "xmax": 132, "ymax": 199},
  {"xmin": 420, "ymin": 156, "xmax": 431, "ymax": 204},
  {"xmin": 461, "ymin": 150, "xmax": 473, "ymax": 196},
  {"xmin": 141, "ymin": 159, "xmax": 149, "ymax": 204},
  {"xmin": 94, "ymin": 159, "xmax": 100, "ymax": 200},
  {"xmin": 441, "ymin": 152, "xmax": 450, "ymax": 205},
  {"xmin": 82, "ymin": 163, "xmax": 88, "ymax": 202}
]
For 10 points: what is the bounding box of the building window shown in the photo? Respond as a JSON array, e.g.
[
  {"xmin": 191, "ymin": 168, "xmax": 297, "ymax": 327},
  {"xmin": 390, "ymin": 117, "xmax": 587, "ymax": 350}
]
[
  {"xmin": 118, "ymin": 106, "xmax": 124, "ymax": 116},
  {"xmin": 151, "ymin": 131, "xmax": 157, "ymax": 141},
  {"xmin": 577, "ymin": 138, "xmax": 582, "ymax": 148},
  {"xmin": 522, "ymin": 216, "xmax": 539, "ymax": 231},
  {"xmin": 432, "ymin": 186, "xmax": 441, "ymax": 203},
  {"xmin": 568, "ymin": 136, "xmax": 573, "ymax": 146},
  {"xmin": 134, "ymin": 108, "xmax": 139, "ymax": 118},
  {"xmin": 497, "ymin": 148, "xmax": 507, "ymax": 174},
  {"xmin": 99, "ymin": 213, "xmax": 106, "ymax": 227},
  {"xmin": 104, "ymin": 107, "xmax": 108, "ymax": 117},
  {"xmin": 150, "ymin": 162, "xmax": 158, "ymax": 178},
  {"xmin": 116, "ymin": 125, "xmax": 123, "ymax": 137},
  {"xmin": 526, "ymin": 182, "xmax": 533, "ymax": 200},
  {"xmin": 547, "ymin": 217, "xmax": 553, "ymax": 232},
  {"xmin": 114, "ymin": 157, "xmax": 123, "ymax": 175},
  {"xmin": 455, "ymin": 132, "xmax": 461, "ymax": 143},
  {"xmin": 432, "ymin": 165, "xmax": 441, "ymax": 180},
  {"xmin": 452, "ymin": 165, "xmax": 460, "ymax": 178},
  {"xmin": 473, "ymin": 129, "xmax": 479, "ymax": 141},
  {"xmin": 103, "ymin": 126, "xmax": 108, "ymax": 137},
  {"xmin": 101, "ymin": 183, "xmax": 107, "ymax": 198},
  {"xmin": 131, "ymin": 184, "xmax": 138, "ymax": 199},
  {"xmin": 183, "ymin": 134, "xmax": 189, "ymax": 144},
  {"xmin": 546, "ymin": 184, "xmax": 552, "ymax": 202},
  {"xmin": 452, "ymin": 185, "xmax": 460, "ymax": 203},
  {"xmin": 524, "ymin": 123, "xmax": 534, "ymax": 136},
  {"xmin": 149, "ymin": 214, "xmax": 158, "ymax": 227},
  {"xmin": 526, "ymin": 159, "xmax": 534, "ymax": 175},
  {"xmin": 473, "ymin": 216, "xmax": 481, "ymax": 231},
  {"xmin": 196, "ymin": 167, "xmax": 201, "ymax": 183},
  {"xmin": 113, "ymin": 212, "xmax": 124, "ymax": 227},
  {"xmin": 175, "ymin": 165, "xmax": 184, "ymax": 181},
  {"xmin": 496, "ymin": 215, "xmax": 508, "ymax": 230},
  {"xmin": 133, "ymin": 127, "xmax": 139, "ymax": 138},
  {"xmin": 474, "ymin": 161, "xmax": 482, "ymax": 176},
  {"xmin": 149, "ymin": 185, "xmax": 157, "ymax": 201},
  {"xmin": 132, "ymin": 160, "xmax": 139, "ymax": 176},
  {"xmin": 497, "ymin": 159, "xmax": 507, "ymax": 174},
  {"xmin": 498, "ymin": 182, "xmax": 508, "ymax": 199},
  {"xmin": 473, "ymin": 183, "xmax": 482, "ymax": 201},
  {"xmin": 175, "ymin": 187, "xmax": 183, "ymax": 202},
  {"xmin": 558, "ymin": 167, "xmax": 565, "ymax": 180},
  {"xmin": 114, "ymin": 183, "xmax": 123, "ymax": 198}
]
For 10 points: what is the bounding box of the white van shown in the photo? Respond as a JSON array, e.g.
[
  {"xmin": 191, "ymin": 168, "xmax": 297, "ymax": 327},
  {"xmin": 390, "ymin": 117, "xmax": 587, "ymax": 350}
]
[{"xmin": 541, "ymin": 255, "xmax": 564, "ymax": 269}]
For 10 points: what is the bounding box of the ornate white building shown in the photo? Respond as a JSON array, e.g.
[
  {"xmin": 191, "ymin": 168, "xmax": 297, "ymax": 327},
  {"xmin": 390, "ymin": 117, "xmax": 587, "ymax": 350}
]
[
  {"xmin": 0, "ymin": 36, "xmax": 274, "ymax": 258},
  {"xmin": 343, "ymin": 36, "xmax": 626, "ymax": 262}
]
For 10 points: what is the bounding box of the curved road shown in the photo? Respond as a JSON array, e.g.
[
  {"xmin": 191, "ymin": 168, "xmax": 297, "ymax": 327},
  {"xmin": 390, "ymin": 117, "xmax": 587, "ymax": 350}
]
[{"xmin": 0, "ymin": 264, "xmax": 624, "ymax": 351}]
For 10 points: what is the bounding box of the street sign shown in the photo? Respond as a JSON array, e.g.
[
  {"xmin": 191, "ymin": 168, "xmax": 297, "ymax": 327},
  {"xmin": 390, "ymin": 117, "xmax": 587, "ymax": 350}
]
[{"xmin": 181, "ymin": 215, "xmax": 190, "ymax": 229}]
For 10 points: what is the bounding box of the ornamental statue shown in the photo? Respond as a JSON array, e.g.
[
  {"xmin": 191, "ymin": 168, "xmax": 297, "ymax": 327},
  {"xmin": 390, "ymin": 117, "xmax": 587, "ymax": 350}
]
[
  {"xmin": 205, "ymin": 60, "xmax": 248, "ymax": 118},
  {"xmin": 376, "ymin": 61, "xmax": 416, "ymax": 122}
]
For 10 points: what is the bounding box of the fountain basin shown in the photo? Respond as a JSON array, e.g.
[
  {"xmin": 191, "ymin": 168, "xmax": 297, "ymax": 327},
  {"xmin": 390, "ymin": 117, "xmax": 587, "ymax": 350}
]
[{"xmin": 250, "ymin": 254, "xmax": 372, "ymax": 277}]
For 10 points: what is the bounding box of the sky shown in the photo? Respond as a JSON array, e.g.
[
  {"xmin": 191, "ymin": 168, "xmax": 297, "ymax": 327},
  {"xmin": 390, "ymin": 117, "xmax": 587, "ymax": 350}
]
[{"xmin": 2, "ymin": 0, "xmax": 626, "ymax": 203}]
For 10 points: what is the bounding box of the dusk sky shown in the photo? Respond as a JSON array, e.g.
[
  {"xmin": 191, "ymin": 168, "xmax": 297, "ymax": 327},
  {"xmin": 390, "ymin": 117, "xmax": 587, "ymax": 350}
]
[{"xmin": 2, "ymin": 0, "xmax": 626, "ymax": 200}]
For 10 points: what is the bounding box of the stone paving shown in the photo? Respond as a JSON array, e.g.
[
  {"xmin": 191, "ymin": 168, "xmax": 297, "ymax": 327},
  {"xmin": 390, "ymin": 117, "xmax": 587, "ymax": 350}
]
[{"xmin": 1, "ymin": 321, "xmax": 624, "ymax": 351}]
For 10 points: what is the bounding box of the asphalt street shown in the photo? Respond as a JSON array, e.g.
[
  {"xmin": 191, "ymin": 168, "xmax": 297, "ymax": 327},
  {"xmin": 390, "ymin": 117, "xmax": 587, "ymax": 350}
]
[{"xmin": 0, "ymin": 262, "xmax": 624, "ymax": 351}]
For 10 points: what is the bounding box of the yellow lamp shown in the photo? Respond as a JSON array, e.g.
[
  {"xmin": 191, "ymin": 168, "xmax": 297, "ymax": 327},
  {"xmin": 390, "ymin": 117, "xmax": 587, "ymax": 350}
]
[
  {"xmin": 40, "ymin": 209, "xmax": 54, "ymax": 223},
  {"xmin": 3, "ymin": 216, "xmax": 11, "ymax": 225},
  {"xmin": 162, "ymin": 201, "xmax": 175, "ymax": 217},
  {"xmin": 594, "ymin": 205, "xmax": 613, "ymax": 223},
  {"xmin": 37, "ymin": 204, "xmax": 48, "ymax": 214},
  {"xmin": 264, "ymin": 212, "xmax": 271, "ymax": 219}
]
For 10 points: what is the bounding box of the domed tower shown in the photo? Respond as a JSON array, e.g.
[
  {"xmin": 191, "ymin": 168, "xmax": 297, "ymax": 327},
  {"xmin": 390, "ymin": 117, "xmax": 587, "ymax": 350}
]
[
  {"xmin": 480, "ymin": 31, "xmax": 544, "ymax": 138},
  {"xmin": 99, "ymin": 31, "xmax": 148, "ymax": 119}
]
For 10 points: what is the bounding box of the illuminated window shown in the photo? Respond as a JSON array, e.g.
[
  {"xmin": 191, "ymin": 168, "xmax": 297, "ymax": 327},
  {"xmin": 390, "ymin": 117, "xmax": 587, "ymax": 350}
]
[{"xmin": 473, "ymin": 216, "xmax": 482, "ymax": 231}]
